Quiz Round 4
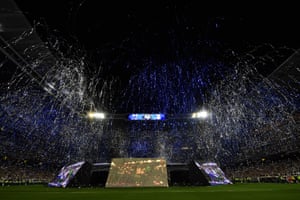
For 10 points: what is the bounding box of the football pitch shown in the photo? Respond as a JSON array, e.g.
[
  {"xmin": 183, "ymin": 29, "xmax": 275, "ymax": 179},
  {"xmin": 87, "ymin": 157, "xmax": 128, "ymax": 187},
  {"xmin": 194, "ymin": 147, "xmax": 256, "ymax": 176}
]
[{"xmin": 0, "ymin": 183, "xmax": 299, "ymax": 200}]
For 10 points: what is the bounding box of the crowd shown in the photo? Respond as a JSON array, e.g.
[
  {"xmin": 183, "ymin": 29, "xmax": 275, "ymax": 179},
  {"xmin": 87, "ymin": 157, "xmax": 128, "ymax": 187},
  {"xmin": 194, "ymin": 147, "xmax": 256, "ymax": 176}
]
[
  {"xmin": 0, "ymin": 159, "xmax": 57, "ymax": 186},
  {"xmin": 224, "ymin": 155, "xmax": 300, "ymax": 183}
]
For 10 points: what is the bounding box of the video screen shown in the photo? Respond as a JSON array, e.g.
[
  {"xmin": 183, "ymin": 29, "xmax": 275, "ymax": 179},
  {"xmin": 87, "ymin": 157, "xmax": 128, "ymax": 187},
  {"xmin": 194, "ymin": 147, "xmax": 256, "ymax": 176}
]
[
  {"xmin": 48, "ymin": 161, "xmax": 85, "ymax": 188},
  {"xmin": 105, "ymin": 158, "xmax": 169, "ymax": 188}
]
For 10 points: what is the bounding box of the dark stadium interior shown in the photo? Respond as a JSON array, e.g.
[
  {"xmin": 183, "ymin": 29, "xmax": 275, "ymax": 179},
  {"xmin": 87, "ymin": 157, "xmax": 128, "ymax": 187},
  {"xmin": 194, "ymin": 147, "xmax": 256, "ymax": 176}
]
[{"xmin": 0, "ymin": 0, "xmax": 300, "ymax": 186}]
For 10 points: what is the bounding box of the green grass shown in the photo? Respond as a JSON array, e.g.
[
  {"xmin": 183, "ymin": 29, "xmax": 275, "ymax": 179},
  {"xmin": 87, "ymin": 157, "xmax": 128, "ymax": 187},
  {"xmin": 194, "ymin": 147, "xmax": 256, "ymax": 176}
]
[{"xmin": 0, "ymin": 184, "xmax": 299, "ymax": 200}]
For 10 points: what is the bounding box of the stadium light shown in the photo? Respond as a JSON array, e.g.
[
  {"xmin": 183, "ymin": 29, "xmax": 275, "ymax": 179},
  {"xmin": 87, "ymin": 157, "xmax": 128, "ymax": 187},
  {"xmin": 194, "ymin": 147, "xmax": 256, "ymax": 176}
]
[
  {"xmin": 87, "ymin": 112, "xmax": 105, "ymax": 119},
  {"xmin": 192, "ymin": 110, "xmax": 209, "ymax": 119}
]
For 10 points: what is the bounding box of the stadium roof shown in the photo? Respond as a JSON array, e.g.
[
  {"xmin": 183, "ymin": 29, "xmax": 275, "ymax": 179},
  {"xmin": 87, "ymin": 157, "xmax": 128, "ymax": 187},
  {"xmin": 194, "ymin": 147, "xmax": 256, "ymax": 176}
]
[{"xmin": 0, "ymin": 0, "xmax": 56, "ymax": 85}]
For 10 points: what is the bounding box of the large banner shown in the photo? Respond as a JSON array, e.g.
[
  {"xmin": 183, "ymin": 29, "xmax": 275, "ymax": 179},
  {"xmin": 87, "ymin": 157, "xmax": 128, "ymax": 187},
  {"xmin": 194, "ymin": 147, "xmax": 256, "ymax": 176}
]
[
  {"xmin": 195, "ymin": 161, "xmax": 232, "ymax": 185},
  {"xmin": 105, "ymin": 158, "xmax": 169, "ymax": 188},
  {"xmin": 48, "ymin": 161, "xmax": 86, "ymax": 188}
]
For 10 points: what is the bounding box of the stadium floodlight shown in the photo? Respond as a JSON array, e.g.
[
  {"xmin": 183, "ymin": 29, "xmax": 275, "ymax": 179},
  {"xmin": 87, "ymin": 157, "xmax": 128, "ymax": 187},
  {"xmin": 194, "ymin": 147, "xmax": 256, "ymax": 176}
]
[
  {"xmin": 87, "ymin": 112, "xmax": 105, "ymax": 119},
  {"xmin": 192, "ymin": 110, "xmax": 209, "ymax": 119},
  {"xmin": 128, "ymin": 113, "xmax": 165, "ymax": 120}
]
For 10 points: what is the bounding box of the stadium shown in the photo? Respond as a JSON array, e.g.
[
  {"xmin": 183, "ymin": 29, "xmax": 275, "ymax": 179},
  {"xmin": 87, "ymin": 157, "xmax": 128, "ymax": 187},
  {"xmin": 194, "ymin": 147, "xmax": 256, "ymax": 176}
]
[{"xmin": 0, "ymin": 0, "xmax": 300, "ymax": 199}]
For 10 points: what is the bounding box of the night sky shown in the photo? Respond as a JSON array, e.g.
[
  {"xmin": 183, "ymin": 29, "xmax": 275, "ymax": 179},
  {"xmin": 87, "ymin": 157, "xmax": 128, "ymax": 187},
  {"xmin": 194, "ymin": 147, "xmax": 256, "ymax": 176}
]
[{"xmin": 14, "ymin": 0, "xmax": 300, "ymax": 57}]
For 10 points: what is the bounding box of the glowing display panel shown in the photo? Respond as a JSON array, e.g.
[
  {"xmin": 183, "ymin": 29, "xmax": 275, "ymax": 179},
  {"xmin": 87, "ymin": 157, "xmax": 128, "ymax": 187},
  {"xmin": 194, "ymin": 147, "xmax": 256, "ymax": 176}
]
[
  {"xmin": 128, "ymin": 114, "xmax": 165, "ymax": 120},
  {"xmin": 105, "ymin": 158, "xmax": 169, "ymax": 188}
]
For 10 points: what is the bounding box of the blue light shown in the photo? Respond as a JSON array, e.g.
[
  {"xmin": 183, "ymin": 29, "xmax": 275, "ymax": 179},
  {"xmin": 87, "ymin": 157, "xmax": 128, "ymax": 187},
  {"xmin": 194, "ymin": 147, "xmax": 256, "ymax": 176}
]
[{"xmin": 128, "ymin": 113, "xmax": 165, "ymax": 120}]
